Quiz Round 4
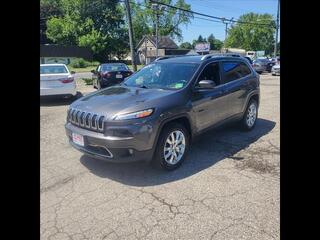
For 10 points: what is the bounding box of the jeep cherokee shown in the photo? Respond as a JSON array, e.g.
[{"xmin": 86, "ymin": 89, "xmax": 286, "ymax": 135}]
[{"xmin": 65, "ymin": 55, "xmax": 260, "ymax": 170}]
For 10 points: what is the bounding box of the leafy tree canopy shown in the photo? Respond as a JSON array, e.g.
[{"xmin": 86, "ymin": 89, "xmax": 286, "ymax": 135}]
[{"xmin": 225, "ymin": 13, "xmax": 276, "ymax": 55}]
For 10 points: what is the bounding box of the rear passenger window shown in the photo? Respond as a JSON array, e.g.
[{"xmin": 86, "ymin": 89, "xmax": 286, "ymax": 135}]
[
  {"xmin": 222, "ymin": 62, "xmax": 242, "ymax": 83},
  {"xmin": 222, "ymin": 61, "xmax": 251, "ymax": 83},
  {"xmin": 241, "ymin": 62, "xmax": 251, "ymax": 76}
]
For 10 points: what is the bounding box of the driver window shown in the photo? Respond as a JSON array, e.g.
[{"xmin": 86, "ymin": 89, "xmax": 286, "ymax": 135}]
[{"xmin": 197, "ymin": 62, "xmax": 221, "ymax": 86}]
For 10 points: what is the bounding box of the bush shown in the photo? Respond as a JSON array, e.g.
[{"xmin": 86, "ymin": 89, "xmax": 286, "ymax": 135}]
[
  {"xmin": 70, "ymin": 58, "xmax": 89, "ymax": 68},
  {"xmin": 82, "ymin": 78, "xmax": 93, "ymax": 85}
]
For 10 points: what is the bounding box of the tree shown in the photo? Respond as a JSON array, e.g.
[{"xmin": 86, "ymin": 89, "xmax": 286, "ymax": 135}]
[
  {"xmin": 130, "ymin": 0, "xmax": 193, "ymax": 43},
  {"xmin": 225, "ymin": 13, "xmax": 276, "ymax": 55},
  {"xmin": 40, "ymin": 0, "xmax": 63, "ymax": 43},
  {"xmin": 46, "ymin": 0, "xmax": 129, "ymax": 61},
  {"xmin": 179, "ymin": 42, "xmax": 192, "ymax": 49},
  {"xmin": 207, "ymin": 34, "xmax": 223, "ymax": 50}
]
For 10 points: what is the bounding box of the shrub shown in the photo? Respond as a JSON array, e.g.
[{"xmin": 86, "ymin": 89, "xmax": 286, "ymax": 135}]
[
  {"xmin": 82, "ymin": 78, "xmax": 93, "ymax": 85},
  {"xmin": 70, "ymin": 58, "xmax": 90, "ymax": 68}
]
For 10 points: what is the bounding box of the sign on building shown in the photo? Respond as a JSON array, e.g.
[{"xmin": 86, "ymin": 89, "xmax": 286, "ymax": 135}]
[{"xmin": 195, "ymin": 43, "xmax": 210, "ymax": 52}]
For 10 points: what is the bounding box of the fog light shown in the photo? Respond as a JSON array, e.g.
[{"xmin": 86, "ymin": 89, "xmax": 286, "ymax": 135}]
[{"xmin": 128, "ymin": 149, "xmax": 134, "ymax": 155}]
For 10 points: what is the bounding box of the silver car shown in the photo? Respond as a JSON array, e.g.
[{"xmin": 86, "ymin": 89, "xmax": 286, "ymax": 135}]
[
  {"xmin": 252, "ymin": 60, "xmax": 266, "ymax": 74},
  {"xmin": 40, "ymin": 64, "xmax": 77, "ymax": 97},
  {"xmin": 271, "ymin": 63, "xmax": 280, "ymax": 76}
]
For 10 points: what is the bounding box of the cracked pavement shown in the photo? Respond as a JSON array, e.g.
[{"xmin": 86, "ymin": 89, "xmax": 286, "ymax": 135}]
[{"xmin": 41, "ymin": 73, "xmax": 280, "ymax": 240}]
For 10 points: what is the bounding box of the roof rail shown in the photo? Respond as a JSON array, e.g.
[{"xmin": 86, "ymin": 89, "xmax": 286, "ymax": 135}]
[
  {"xmin": 200, "ymin": 53, "xmax": 243, "ymax": 61},
  {"xmin": 154, "ymin": 55, "xmax": 198, "ymax": 62}
]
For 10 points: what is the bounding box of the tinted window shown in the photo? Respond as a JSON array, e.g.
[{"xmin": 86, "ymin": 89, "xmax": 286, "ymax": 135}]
[
  {"xmin": 222, "ymin": 62, "xmax": 242, "ymax": 83},
  {"xmin": 197, "ymin": 62, "xmax": 221, "ymax": 86},
  {"xmin": 40, "ymin": 65, "xmax": 68, "ymax": 74},
  {"xmin": 101, "ymin": 64, "xmax": 128, "ymax": 71},
  {"xmin": 124, "ymin": 62, "xmax": 199, "ymax": 90},
  {"xmin": 241, "ymin": 62, "xmax": 251, "ymax": 76}
]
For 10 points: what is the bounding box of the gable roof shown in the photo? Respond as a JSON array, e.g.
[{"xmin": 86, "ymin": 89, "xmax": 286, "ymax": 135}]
[{"xmin": 137, "ymin": 36, "xmax": 178, "ymax": 49}]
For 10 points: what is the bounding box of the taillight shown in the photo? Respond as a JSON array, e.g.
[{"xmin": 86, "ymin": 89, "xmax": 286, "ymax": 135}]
[
  {"xmin": 103, "ymin": 72, "xmax": 111, "ymax": 78},
  {"xmin": 60, "ymin": 77, "xmax": 74, "ymax": 83}
]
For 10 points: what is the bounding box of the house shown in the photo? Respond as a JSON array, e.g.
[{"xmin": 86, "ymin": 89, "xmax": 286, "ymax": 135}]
[
  {"xmin": 136, "ymin": 36, "xmax": 189, "ymax": 64},
  {"xmin": 40, "ymin": 44, "xmax": 93, "ymax": 64}
]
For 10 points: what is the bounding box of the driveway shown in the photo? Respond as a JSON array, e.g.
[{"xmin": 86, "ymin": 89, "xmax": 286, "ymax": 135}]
[{"xmin": 40, "ymin": 73, "xmax": 280, "ymax": 240}]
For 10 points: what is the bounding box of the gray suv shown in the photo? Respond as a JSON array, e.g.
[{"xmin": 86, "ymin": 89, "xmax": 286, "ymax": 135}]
[{"xmin": 65, "ymin": 55, "xmax": 260, "ymax": 170}]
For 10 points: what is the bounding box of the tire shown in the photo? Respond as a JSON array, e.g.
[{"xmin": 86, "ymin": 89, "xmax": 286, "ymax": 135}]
[
  {"xmin": 97, "ymin": 80, "xmax": 101, "ymax": 90},
  {"xmin": 152, "ymin": 122, "xmax": 190, "ymax": 171},
  {"xmin": 240, "ymin": 99, "xmax": 258, "ymax": 131},
  {"xmin": 257, "ymin": 71, "xmax": 262, "ymax": 74}
]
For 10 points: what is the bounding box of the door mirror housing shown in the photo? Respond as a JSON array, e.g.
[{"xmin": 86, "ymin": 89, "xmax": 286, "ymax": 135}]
[
  {"xmin": 196, "ymin": 80, "xmax": 216, "ymax": 89},
  {"xmin": 91, "ymin": 70, "xmax": 96, "ymax": 74},
  {"xmin": 70, "ymin": 71, "xmax": 76, "ymax": 75}
]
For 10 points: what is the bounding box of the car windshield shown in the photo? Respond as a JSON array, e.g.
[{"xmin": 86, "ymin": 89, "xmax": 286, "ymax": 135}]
[
  {"xmin": 101, "ymin": 64, "xmax": 128, "ymax": 71},
  {"xmin": 123, "ymin": 62, "xmax": 199, "ymax": 90},
  {"xmin": 40, "ymin": 65, "xmax": 68, "ymax": 74}
]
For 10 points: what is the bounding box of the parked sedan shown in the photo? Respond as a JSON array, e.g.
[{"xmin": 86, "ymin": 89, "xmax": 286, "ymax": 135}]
[
  {"xmin": 252, "ymin": 60, "xmax": 266, "ymax": 74},
  {"xmin": 92, "ymin": 63, "xmax": 133, "ymax": 89},
  {"xmin": 40, "ymin": 64, "xmax": 76, "ymax": 98},
  {"xmin": 271, "ymin": 63, "xmax": 280, "ymax": 76}
]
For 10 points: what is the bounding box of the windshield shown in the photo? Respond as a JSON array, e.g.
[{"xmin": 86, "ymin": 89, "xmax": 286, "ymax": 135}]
[
  {"xmin": 40, "ymin": 65, "xmax": 68, "ymax": 74},
  {"xmin": 102, "ymin": 64, "xmax": 128, "ymax": 71},
  {"xmin": 123, "ymin": 62, "xmax": 199, "ymax": 90}
]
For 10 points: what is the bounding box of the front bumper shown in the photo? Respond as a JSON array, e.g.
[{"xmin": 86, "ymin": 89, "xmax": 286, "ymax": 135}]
[
  {"xmin": 272, "ymin": 69, "xmax": 280, "ymax": 75},
  {"xmin": 65, "ymin": 119, "xmax": 158, "ymax": 163}
]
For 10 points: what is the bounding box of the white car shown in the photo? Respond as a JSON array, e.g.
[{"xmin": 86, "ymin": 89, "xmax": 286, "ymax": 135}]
[
  {"xmin": 271, "ymin": 63, "xmax": 280, "ymax": 76},
  {"xmin": 40, "ymin": 64, "xmax": 77, "ymax": 97}
]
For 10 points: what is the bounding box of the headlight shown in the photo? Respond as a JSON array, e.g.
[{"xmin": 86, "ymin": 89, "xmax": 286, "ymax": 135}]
[{"xmin": 114, "ymin": 109, "xmax": 154, "ymax": 120}]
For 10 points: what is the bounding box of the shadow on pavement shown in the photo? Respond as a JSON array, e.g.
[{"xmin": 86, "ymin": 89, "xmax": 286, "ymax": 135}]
[
  {"xmin": 80, "ymin": 118, "xmax": 276, "ymax": 186},
  {"xmin": 40, "ymin": 92, "xmax": 83, "ymax": 107}
]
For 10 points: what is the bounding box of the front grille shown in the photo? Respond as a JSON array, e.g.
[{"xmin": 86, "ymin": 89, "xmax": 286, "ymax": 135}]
[{"xmin": 68, "ymin": 108, "xmax": 105, "ymax": 132}]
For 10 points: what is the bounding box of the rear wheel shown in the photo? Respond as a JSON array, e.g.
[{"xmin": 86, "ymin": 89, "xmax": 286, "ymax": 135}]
[
  {"xmin": 97, "ymin": 80, "xmax": 101, "ymax": 90},
  {"xmin": 152, "ymin": 123, "xmax": 190, "ymax": 171},
  {"xmin": 240, "ymin": 99, "xmax": 258, "ymax": 131}
]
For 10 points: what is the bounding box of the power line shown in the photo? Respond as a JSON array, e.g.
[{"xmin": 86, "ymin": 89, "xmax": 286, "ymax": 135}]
[{"xmin": 149, "ymin": 0, "xmax": 275, "ymax": 28}]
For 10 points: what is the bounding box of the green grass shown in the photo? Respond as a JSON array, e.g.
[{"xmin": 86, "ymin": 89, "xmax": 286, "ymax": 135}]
[
  {"xmin": 82, "ymin": 78, "xmax": 93, "ymax": 85},
  {"xmin": 68, "ymin": 65, "xmax": 97, "ymax": 73}
]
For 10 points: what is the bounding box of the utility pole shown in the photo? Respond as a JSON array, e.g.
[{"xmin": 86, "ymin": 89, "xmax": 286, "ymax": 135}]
[
  {"xmin": 152, "ymin": 3, "xmax": 159, "ymax": 58},
  {"xmin": 156, "ymin": 11, "xmax": 159, "ymax": 58},
  {"xmin": 124, "ymin": 0, "xmax": 137, "ymax": 71},
  {"xmin": 274, "ymin": 0, "xmax": 280, "ymax": 57}
]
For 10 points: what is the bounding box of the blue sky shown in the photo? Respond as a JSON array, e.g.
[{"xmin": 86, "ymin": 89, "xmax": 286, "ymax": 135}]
[{"xmin": 178, "ymin": 0, "xmax": 279, "ymax": 44}]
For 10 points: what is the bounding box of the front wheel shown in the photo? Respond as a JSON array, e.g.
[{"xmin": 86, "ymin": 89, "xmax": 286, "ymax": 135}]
[
  {"xmin": 240, "ymin": 99, "xmax": 258, "ymax": 131},
  {"xmin": 152, "ymin": 123, "xmax": 190, "ymax": 171}
]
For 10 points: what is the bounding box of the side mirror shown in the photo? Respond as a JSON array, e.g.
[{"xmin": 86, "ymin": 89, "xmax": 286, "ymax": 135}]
[
  {"xmin": 196, "ymin": 80, "xmax": 216, "ymax": 89},
  {"xmin": 71, "ymin": 71, "xmax": 76, "ymax": 74},
  {"xmin": 91, "ymin": 70, "xmax": 96, "ymax": 74}
]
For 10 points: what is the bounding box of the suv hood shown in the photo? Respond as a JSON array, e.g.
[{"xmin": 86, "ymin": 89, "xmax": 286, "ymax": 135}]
[{"xmin": 71, "ymin": 86, "xmax": 175, "ymax": 119}]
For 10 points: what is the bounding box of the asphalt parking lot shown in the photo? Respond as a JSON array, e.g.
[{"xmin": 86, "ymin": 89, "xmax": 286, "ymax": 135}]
[{"xmin": 41, "ymin": 73, "xmax": 280, "ymax": 240}]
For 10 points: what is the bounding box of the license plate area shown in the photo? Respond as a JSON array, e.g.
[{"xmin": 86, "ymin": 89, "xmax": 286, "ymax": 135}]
[
  {"xmin": 116, "ymin": 74, "xmax": 122, "ymax": 78},
  {"xmin": 72, "ymin": 132, "xmax": 84, "ymax": 146}
]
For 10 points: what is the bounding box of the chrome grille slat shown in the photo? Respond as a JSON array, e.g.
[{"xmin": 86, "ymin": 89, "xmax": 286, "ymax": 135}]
[{"xmin": 68, "ymin": 108, "xmax": 105, "ymax": 132}]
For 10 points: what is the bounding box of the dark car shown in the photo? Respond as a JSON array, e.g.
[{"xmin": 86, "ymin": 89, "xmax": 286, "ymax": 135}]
[
  {"xmin": 91, "ymin": 63, "xmax": 133, "ymax": 89},
  {"xmin": 66, "ymin": 55, "xmax": 260, "ymax": 170}
]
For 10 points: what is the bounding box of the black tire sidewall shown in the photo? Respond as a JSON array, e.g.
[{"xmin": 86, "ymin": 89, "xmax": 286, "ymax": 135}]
[{"xmin": 153, "ymin": 123, "xmax": 190, "ymax": 170}]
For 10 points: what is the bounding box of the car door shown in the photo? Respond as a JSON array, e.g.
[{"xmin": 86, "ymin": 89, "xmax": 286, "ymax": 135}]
[
  {"xmin": 220, "ymin": 61, "xmax": 253, "ymax": 117},
  {"xmin": 191, "ymin": 62, "xmax": 229, "ymax": 131}
]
